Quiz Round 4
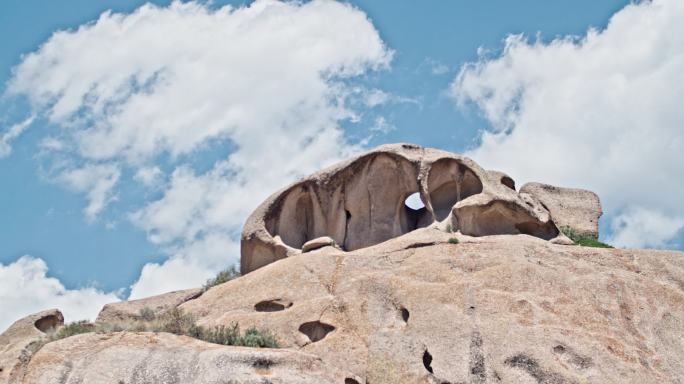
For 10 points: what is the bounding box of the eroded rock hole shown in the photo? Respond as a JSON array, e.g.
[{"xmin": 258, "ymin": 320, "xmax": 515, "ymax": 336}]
[
  {"xmin": 401, "ymin": 307, "xmax": 410, "ymax": 322},
  {"xmin": 428, "ymin": 160, "xmax": 483, "ymax": 221},
  {"xmin": 252, "ymin": 358, "xmax": 273, "ymax": 369},
  {"xmin": 404, "ymin": 192, "xmax": 429, "ymax": 231},
  {"xmin": 423, "ymin": 349, "xmax": 434, "ymax": 374},
  {"xmin": 299, "ymin": 321, "xmax": 335, "ymax": 342},
  {"xmin": 255, "ymin": 299, "xmax": 292, "ymax": 312},
  {"xmin": 344, "ymin": 379, "xmax": 360, "ymax": 384},
  {"xmin": 501, "ymin": 176, "xmax": 515, "ymax": 190},
  {"xmin": 34, "ymin": 315, "xmax": 61, "ymax": 333}
]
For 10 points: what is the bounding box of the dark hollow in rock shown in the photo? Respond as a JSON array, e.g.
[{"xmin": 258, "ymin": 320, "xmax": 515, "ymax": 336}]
[
  {"xmin": 298, "ymin": 321, "xmax": 335, "ymax": 342},
  {"xmin": 34, "ymin": 314, "xmax": 61, "ymax": 333},
  {"xmin": 401, "ymin": 307, "xmax": 410, "ymax": 322},
  {"xmin": 252, "ymin": 358, "xmax": 273, "ymax": 369},
  {"xmin": 423, "ymin": 349, "xmax": 434, "ymax": 374},
  {"xmin": 505, "ymin": 354, "xmax": 569, "ymax": 384},
  {"xmin": 254, "ymin": 299, "xmax": 292, "ymax": 312},
  {"xmin": 552, "ymin": 344, "xmax": 593, "ymax": 370},
  {"xmin": 344, "ymin": 378, "xmax": 360, "ymax": 384}
]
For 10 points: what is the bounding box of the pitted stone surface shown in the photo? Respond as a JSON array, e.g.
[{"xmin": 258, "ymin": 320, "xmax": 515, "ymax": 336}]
[{"xmin": 185, "ymin": 232, "xmax": 684, "ymax": 383}]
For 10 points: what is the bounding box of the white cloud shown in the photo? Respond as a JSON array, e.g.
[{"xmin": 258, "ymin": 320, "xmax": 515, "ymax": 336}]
[
  {"xmin": 606, "ymin": 207, "xmax": 684, "ymax": 249},
  {"xmin": 129, "ymin": 233, "xmax": 239, "ymax": 299},
  {"xmin": 0, "ymin": 116, "xmax": 34, "ymax": 158},
  {"xmin": 4, "ymin": 0, "xmax": 391, "ymax": 298},
  {"xmin": 452, "ymin": 0, "xmax": 684, "ymax": 248},
  {"xmin": 8, "ymin": 0, "xmax": 390, "ymax": 164},
  {"xmin": 5, "ymin": 0, "xmax": 392, "ymax": 300},
  {"xmin": 134, "ymin": 166, "xmax": 163, "ymax": 187},
  {"xmin": 59, "ymin": 164, "xmax": 121, "ymax": 221},
  {"xmin": 0, "ymin": 256, "xmax": 119, "ymax": 331}
]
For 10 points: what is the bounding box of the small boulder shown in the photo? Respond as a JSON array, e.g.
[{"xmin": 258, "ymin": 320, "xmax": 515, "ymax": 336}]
[{"xmin": 301, "ymin": 236, "xmax": 339, "ymax": 253}]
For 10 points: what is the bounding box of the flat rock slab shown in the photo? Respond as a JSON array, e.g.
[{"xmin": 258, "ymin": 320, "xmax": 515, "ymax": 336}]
[
  {"xmin": 21, "ymin": 332, "xmax": 354, "ymax": 384},
  {"xmin": 96, "ymin": 288, "xmax": 203, "ymax": 324}
]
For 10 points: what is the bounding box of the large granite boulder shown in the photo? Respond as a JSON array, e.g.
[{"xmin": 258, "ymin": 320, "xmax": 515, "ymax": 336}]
[
  {"xmin": 183, "ymin": 231, "xmax": 684, "ymax": 383},
  {"xmin": 0, "ymin": 309, "xmax": 62, "ymax": 383},
  {"xmin": 240, "ymin": 144, "xmax": 600, "ymax": 274}
]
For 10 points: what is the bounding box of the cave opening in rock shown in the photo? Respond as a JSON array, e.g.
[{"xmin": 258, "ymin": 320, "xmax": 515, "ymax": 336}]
[
  {"xmin": 34, "ymin": 314, "xmax": 61, "ymax": 333},
  {"xmin": 404, "ymin": 192, "xmax": 429, "ymax": 231},
  {"xmin": 298, "ymin": 321, "xmax": 335, "ymax": 342},
  {"xmin": 428, "ymin": 159, "xmax": 484, "ymax": 222},
  {"xmin": 254, "ymin": 299, "xmax": 292, "ymax": 312}
]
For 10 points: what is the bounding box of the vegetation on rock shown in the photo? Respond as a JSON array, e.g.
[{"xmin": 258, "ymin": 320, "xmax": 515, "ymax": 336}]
[
  {"xmin": 48, "ymin": 307, "xmax": 278, "ymax": 348},
  {"xmin": 560, "ymin": 226, "xmax": 613, "ymax": 248},
  {"xmin": 204, "ymin": 265, "xmax": 241, "ymax": 290}
]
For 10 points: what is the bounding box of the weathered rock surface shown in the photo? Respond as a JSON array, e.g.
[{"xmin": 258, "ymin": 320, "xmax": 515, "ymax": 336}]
[
  {"xmin": 21, "ymin": 332, "xmax": 355, "ymax": 384},
  {"xmin": 520, "ymin": 182, "xmax": 603, "ymax": 238},
  {"xmin": 95, "ymin": 288, "xmax": 203, "ymax": 324},
  {"xmin": 0, "ymin": 309, "xmax": 62, "ymax": 383},
  {"xmin": 241, "ymin": 144, "xmax": 585, "ymax": 274},
  {"xmin": 183, "ymin": 231, "xmax": 684, "ymax": 383},
  {"xmin": 4, "ymin": 143, "xmax": 682, "ymax": 383}
]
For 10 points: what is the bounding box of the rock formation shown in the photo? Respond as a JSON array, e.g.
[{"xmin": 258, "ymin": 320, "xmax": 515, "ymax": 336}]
[
  {"xmin": 2, "ymin": 144, "xmax": 683, "ymax": 384},
  {"xmin": 0, "ymin": 309, "xmax": 63, "ymax": 383},
  {"xmin": 240, "ymin": 144, "xmax": 597, "ymax": 274}
]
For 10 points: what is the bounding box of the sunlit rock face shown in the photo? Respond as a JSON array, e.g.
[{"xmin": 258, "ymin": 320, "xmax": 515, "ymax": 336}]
[{"xmin": 240, "ymin": 143, "xmax": 601, "ymax": 274}]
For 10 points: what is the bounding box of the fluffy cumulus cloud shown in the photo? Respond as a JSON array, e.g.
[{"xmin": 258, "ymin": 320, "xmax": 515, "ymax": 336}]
[
  {"xmin": 6, "ymin": 0, "xmax": 391, "ymax": 298},
  {"xmin": 0, "ymin": 256, "xmax": 119, "ymax": 331},
  {"xmin": 58, "ymin": 164, "xmax": 121, "ymax": 221},
  {"xmin": 452, "ymin": 0, "xmax": 684, "ymax": 249}
]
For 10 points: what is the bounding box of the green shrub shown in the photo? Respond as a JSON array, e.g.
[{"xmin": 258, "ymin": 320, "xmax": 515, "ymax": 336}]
[
  {"xmin": 445, "ymin": 224, "xmax": 453, "ymax": 233},
  {"xmin": 159, "ymin": 307, "xmax": 198, "ymax": 335},
  {"xmin": 560, "ymin": 226, "xmax": 613, "ymax": 248},
  {"xmin": 45, "ymin": 308, "xmax": 279, "ymax": 349},
  {"xmin": 51, "ymin": 320, "xmax": 94, "ymax": 340},
  {"xmin": 138, "ymin": 307, "xmax": 156, "ymax": 321},
  {"xmin": 238, "ymin": 327, "xmax": 279, "ymax": 348},
  {"xmin": 204, "ymin": 265, "xmax": 241, "ymax": 290},
  {"xmin": 448, "ymin": 237, "xmax": 459, "ymax": 244}
]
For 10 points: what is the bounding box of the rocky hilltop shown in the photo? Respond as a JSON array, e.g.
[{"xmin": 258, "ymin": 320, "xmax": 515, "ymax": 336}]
[{"xmin": 2, "ymin": 144, "xmax": 683, "ymax": 384}]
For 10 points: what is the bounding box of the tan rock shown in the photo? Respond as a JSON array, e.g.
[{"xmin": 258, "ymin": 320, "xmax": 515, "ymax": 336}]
[
  {"xmin": 301, "ymin": 236, "xmax": 339, "ymax": 253},
  {"xmin": 95, "ymin": 288, "xmax": 203, "ymax": 324},
  {"xmin": 21, "ymin": 332, "xmax": 355, "ymax": 384},
  {"xmin": 0, "ymin": 309, "xmax": 62, "ymax": 383},
  {"xmin": 183, "ymin": 231, "xmax": 684, "ymax": 383},
  {"xmin": 241, "ymin": 144, "xmax": 580, "ymax": 274},
  {"xmin": 520, "ymin": 182, "xmax": 602, "ymax": 238}
]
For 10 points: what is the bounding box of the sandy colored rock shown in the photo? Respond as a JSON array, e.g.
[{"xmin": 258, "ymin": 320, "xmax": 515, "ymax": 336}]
[
  {"xmin": 95, "ymin": 288, "xmax": 203, "ymax": 324},
  {"xmin": 302, "ymin": 236, "xmax": 339, "ymax": 253},
  {"xmin": 183, "ymin": 230, "xmax": 684, "ymax": 383},
  {"xmin": 520, "ymin": 182, "xmax": 603, "ymax": 238},
  {"xmin": 241, "ymin": 144, "xmax": 579, "ymax": 274},
  {"xmin": 21, "ymin": 332, "xmax": 355, "ymax": 384},
  {"xmin": 0, "ymin": 309, "xmax": 63, "ymax": 383}
]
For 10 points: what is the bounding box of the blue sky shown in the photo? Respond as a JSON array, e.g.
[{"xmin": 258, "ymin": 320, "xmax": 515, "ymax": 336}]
[{"xmin": 1, "ymin": 0, "xmax": 682, "ymax": 329}]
